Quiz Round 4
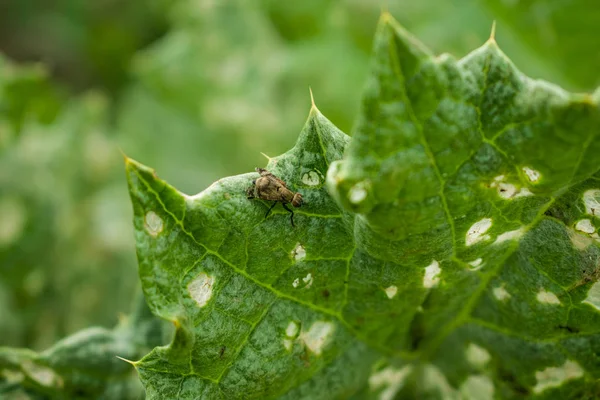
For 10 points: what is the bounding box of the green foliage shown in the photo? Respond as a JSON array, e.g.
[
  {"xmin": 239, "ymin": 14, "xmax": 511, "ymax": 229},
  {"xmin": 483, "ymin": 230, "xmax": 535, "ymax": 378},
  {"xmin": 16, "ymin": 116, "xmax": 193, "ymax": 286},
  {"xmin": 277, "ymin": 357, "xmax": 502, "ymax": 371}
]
[
  {"xmin": 0, "ymin": 293, "xmax": 170, "ymax": 399},
  {"xmin": 125, "ymin": 13, "xmax": 600, "ymax": 399},
  {"xmin": 0, "ymin": 55, "xmax": 63, "ymax": 143},
  {"xmin": 0, "ymin": 90, "xmax": 140, "ymax": 350}
]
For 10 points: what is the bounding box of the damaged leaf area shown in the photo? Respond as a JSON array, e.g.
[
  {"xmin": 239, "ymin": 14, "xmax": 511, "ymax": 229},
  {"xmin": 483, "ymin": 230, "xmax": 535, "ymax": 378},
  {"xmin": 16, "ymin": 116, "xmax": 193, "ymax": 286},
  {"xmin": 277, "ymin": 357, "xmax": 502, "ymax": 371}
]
[{"xmin": 126, "ymin": 13, "xmax": 600, "ymax": 400}]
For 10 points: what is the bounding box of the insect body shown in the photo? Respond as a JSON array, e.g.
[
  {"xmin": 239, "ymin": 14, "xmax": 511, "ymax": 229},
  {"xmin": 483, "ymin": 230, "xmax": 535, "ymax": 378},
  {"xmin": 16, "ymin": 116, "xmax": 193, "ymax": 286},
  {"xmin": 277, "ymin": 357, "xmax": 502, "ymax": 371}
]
[{"xmin": 246, "ymin": 168, "xmax": 303, "ymax": 226}]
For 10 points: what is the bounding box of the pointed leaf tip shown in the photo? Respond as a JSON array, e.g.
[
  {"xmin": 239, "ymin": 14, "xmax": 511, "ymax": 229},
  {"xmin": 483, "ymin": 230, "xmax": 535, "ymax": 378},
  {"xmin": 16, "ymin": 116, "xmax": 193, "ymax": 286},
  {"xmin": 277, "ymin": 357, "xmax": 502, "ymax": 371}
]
[
  {"xmin": 489, "ymin": 20, "xmax": 497, "ymax": 42},
  {"xmin": 309, "ymin": 86, "xmax": 319, "ymax": 115},
  {"xmin": 116, "ymin": 356, "xmax": 138, "ymax": 367},
  {"xmin": 379, "ymin": 9, "xmax": 393, "ymax": 24}
]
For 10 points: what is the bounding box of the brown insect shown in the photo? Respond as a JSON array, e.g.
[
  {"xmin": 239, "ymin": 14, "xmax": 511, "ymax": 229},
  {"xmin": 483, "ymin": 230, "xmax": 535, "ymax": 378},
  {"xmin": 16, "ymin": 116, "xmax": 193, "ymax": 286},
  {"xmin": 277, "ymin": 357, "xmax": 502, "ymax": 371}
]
[{"xmin": 246, "ymin": 168, "xmax": 303, "ymax": 226}]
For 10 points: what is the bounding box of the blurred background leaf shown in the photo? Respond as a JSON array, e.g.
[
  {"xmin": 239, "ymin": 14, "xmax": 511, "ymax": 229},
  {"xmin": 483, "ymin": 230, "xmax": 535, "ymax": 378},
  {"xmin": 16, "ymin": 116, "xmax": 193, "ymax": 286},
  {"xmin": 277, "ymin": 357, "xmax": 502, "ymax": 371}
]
[{"xmin": 0, "ymin": 0, "xmax": 598, "ymax": 356}]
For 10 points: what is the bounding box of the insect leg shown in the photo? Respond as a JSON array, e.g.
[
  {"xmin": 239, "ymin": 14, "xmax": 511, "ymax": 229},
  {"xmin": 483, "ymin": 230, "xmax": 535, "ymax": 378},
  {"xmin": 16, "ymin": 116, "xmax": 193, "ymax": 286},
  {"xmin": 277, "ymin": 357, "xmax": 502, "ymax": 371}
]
[
  {"xmin": 265, "ymin": 202, "xmax": 277, "ymax": 219},
  {"xmin": 282, "ymin": 203, "xmax": 295, "ymax": 227}
]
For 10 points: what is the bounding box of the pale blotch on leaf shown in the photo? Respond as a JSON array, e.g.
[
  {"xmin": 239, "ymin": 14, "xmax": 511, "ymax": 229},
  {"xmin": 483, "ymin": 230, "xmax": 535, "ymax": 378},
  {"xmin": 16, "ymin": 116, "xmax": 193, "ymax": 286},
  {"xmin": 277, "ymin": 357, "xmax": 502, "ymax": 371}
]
[
  {"xmin": 494, "ymin": 227, "xmax": 525, "ymax": 244},
  {"xmin": 299, "ymin": 321, "xmax": 334, "ymax": 356},
  {"xmin": 292, "ymin": 243, "xmax": 306, "ymax": 261},
  {"xmin": 575, "ymin": 219, "xmax": 596, "ymax": 234},
  {"xmin": 516, "ymin": 188, "xmax": 534, "ymax": 197},
  {"xmin": 583, "ymin": 282, "xmax": 600, "ymax": 311},
  {"xmin": 536, "ymin": 289, "xmax": 561, "ymax": 305},
  {"xmin": 368, "ymin": 366, "xmax": 413, "ymax": 400},
  {"xmin": 465, "ymin": 343, "xmax": 491, "ymax": 368},
  {"xmin": 187, "ymin": 272, "xmax": 215, "ymax": 308},
  {"xmin": 348, "ymin": 181, "xmax": 368, "ymax": 204},
  {"xmin": 384, "ymin": 285, "xmax": 398, "ymax": 299},
  {"xmin": 493, "ymin": 284, "xmax": 510, "ymax": 301},
  {"xmin": 285, "ymin": 321, "xmax": 300, "ymax": 338},
  {"xmin": 460, "ymin": 375, "xmax": 494, "ymax": 400},
  {"xmin": 293, "ymin": 273, "xmax": 313, "ymax": 289},
  {"xmin": 144, "ymin": 211, "xmax": 163, "ymax": 237},
  {"xmin": 497, "ymin": 182, "xmax": 517, "ymax": 198},
  {"xmin": 522, "ymin": 166, "xmax": 541, "ymax": 183},
  {"xmin": 533, "ymin": 360, "xmax": 584, "ymax": 394},
  {"xmin": 568, "ymin": 228, "xmax": 595, "ymax": 250},
  {"xmin": 421, "ymin": 365, "xmax": 456, "ymax": 397},
  {"xmin": 583, "ymin": 189, "xmax": 600, "ymax": 216},
  {"xmin": 21, "ymin": 361, "xmax": 63, "ymax": 388},
  {"xmin": 468, "ymin": 258, "xmax": 483, "ymax": 270},
  {"xmin": 302, "ymin": 273, "xmax": 313, "ymax": 288},
  {"xmin": 282, "ymin": 321, "xmax": 300, "ymax": 351},
  {"xmin": 490, "ymin": 176, "xmax": 533, "ymax": 199},
  {"xmin": 301, "ymin": 170, "xmax": 321, "ymax": 186},
  {"xmin": 466, "ymin": 218, "xmax": 492, "ymax": 246},
  {"xmin": 423, "ymin": 260, "xmax": 441, "ymax": 289},
  {"xmin": 283, "ymin": 339, "xmax": 293, "ymax": 351}
]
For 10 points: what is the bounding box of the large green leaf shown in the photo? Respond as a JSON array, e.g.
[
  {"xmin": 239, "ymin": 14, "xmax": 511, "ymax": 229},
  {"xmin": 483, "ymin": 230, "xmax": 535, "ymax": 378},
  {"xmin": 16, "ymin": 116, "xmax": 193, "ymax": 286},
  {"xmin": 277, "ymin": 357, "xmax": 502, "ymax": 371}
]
[
  {"xmin": 0, "ymin": 292, "xmax": 169, "ymax": 399},
  {"xmin": 126, "ymin": 13, "xmax": 600, "ymax": 399}
]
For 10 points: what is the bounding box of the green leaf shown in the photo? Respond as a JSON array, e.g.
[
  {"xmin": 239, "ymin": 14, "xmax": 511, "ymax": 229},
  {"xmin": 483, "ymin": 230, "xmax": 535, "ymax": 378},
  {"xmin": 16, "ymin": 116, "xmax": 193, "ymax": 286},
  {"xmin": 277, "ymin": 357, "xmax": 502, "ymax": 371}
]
[
  {"xmin": 126, "ymin": 106, "xmax": 379, "ymax": 399},
  {"xmin": 0, "ymin": 292, "xmax": 169, "ymax": 399},
  {"xmin": 127, "ymin": 13, "xmax": 600, "ymax": 399}
]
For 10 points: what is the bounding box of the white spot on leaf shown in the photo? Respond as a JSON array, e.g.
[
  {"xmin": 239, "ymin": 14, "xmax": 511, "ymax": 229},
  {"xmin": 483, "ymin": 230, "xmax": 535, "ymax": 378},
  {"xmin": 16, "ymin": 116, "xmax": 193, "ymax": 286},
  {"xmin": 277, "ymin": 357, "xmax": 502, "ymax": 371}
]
[
  {"xmin": 583, "ymin": 189, "xmax": 600, "ymax": 216},
  {"xmin": 460, "ymin": 375, "xmax": 494, "ymax": 400},
  {"xmin": 293, "ymin": 273, "xmax": 313, "ymax": 289},
  {"xmin": 421, "ymin": 364, "xmax": 456, "ymax": 397},
  {"xmin": 575, "ymin": 219, "xmax": 596, "ymax": 234},
  {"xmin": 493, "ymin": 284, "xmax": 510, "ymax": 301},
  {"xmin": 468, "ymin": 258, "xmax": 483, "ymax": 270},
  {"xmin": 21, "ymin": 361, "xmax": 63, "ymax": 388},
  {"xmin": 523, "ymin": 167, "xmax": 541, "ymax": 183},
  {"xmin": 466, "ymin": 218, "xmax": 492, "ymax": 246},
  {"xmin": 536, "ymin": 289, "xmax": 561, "ymax": 305},
  {"xmin": 300, "ymin": 321, "xmax": 334, "ymax": 355},
  {"xmin": 187, "ymin": 272, "xmax": 215, "ymax": 307},
  {"xmin": 144, "ymin": 211, "xmax": 163, "ymax": 236},
  {"xmin": 494, "ymin": 227, "xmax": 525, "ymax": 244},
  {"xmin": 490, "ymin": 176, "xmax": 533, "ymax": 199},
  {"xmin": 348, "ymin": 182, "xmax": 368, "ymax": 204},
  {"xmin": 568, "ymin": 228, "xmax": 595, "ymax": 250},
  {"xmin": 466, "ymin": 343, "xmax": 491, "ymax": 368},
  {"xmin": 423, "ymin": 260, "xmax": 441, "ymax": 289},
  {"xmin": 301, "ymin": 170, "xmax": 321, "ymax": 186},
  {"xmin": 302, "ymin": 273, "xmax": 313, "ymax": 288},
  {"xmin": 369, "ymin": 366, "xmax": 413, "ymax": 400},
  {"xmin": 292, "ymin": 243, "xmax": 306, "ymax": 261},
  {"xmin": 384, "ymin": 285, "xmax": 398, "ymax": 299},
  {"xmin": 285, "ymin": 321, "xmax": 299, "ymax": 338},
  {"xmin": 533, "ymin": 360, "xmax": 584, "ymax": 394},
  {"xmin": 497, "ymin": 182, "xmax": 517, "ymax": 198},
  {"xmin": 282, "ymin": 321, "xmax": 300, "ymax": 351},
  {"xmin": 515, "ymin": 187, "xmax": 534, "ymax": 197},
  {"xmin": 583, "ymin": 282, "xmax": 600, "ymax": 310}
]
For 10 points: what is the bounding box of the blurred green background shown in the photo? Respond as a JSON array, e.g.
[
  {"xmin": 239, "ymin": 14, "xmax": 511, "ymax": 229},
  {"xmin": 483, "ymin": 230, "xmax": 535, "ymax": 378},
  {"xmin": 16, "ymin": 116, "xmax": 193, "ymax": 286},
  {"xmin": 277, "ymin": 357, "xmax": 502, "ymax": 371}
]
[{"xmin": 1, "ymin": 0, "xmax": 599, "ymax": 351}]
